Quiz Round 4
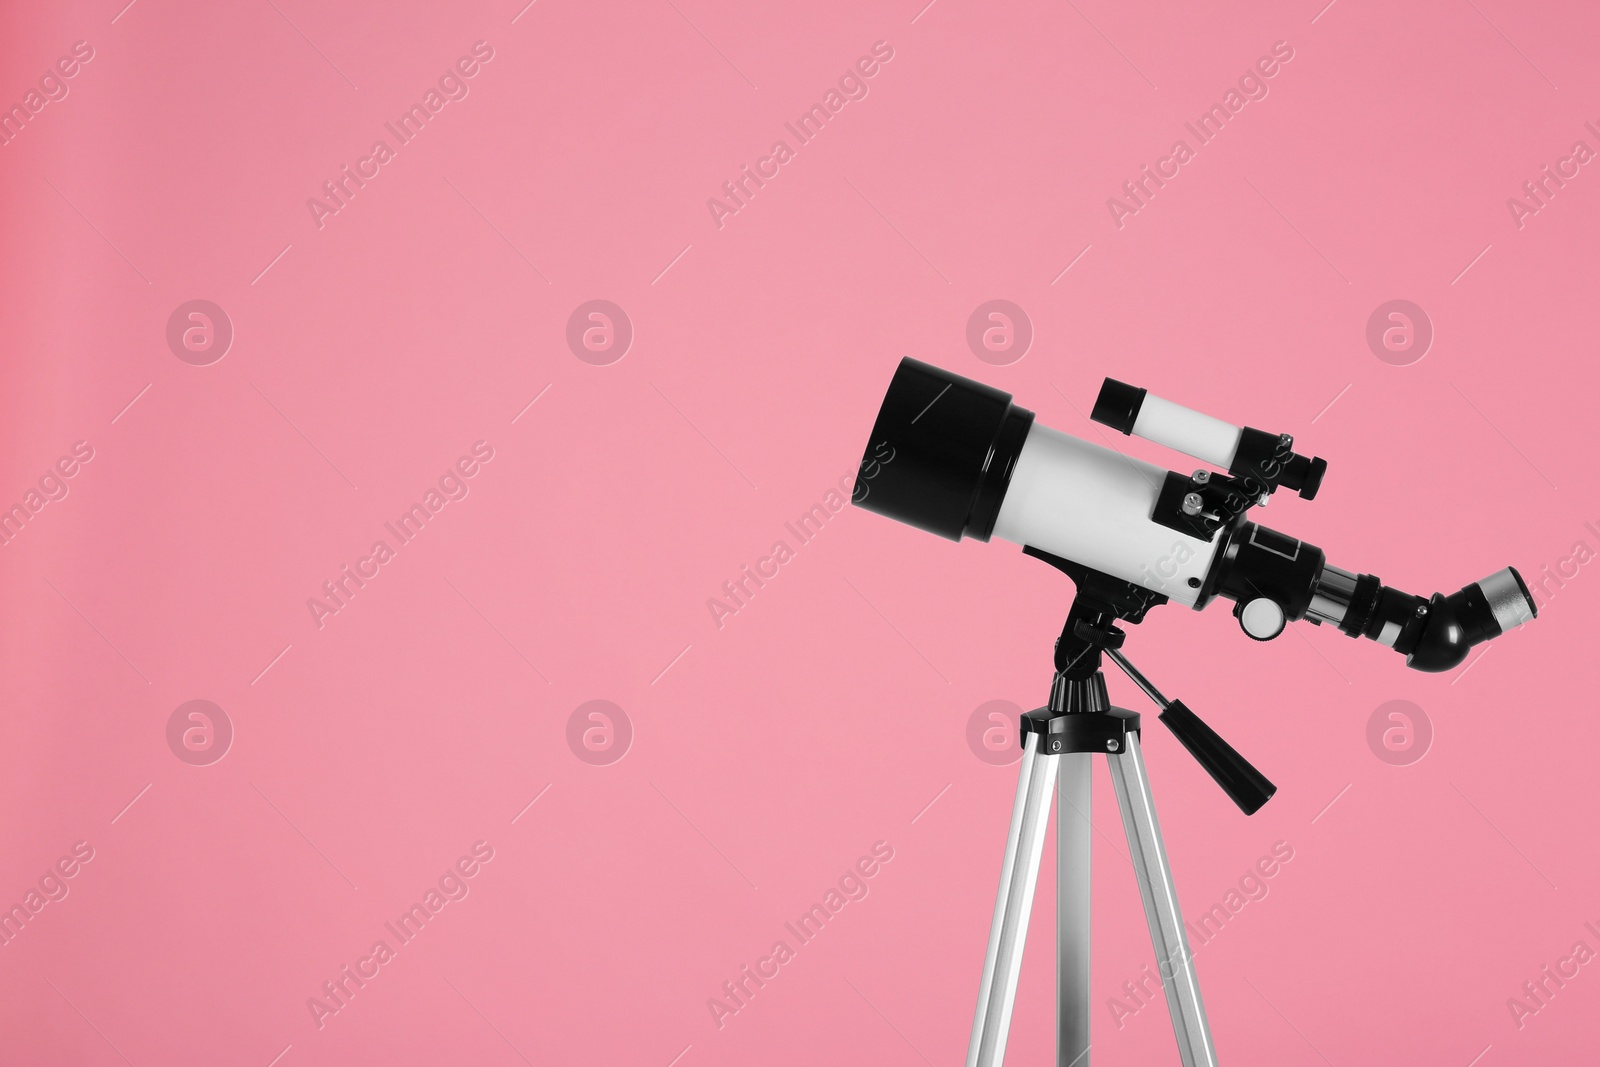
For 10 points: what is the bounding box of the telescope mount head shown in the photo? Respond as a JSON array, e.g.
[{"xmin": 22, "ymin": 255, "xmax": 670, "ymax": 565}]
[{"xmin": 1024, "ymin": 547, "xmax": 1169, "ymax": 679}]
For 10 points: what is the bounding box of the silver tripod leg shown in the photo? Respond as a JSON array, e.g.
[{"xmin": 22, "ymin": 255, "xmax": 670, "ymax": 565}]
[
  {"xmin": 1057, "ymin": 753, "xmax": 1092, "ymax": 1067},
  {"xmin": 967, "ymin": 732, "xmax": 1060, "ymax": 1067},
  {"xmin": 1107, "ymin": 732, "xmax": 1218, "ymax": 1067}
]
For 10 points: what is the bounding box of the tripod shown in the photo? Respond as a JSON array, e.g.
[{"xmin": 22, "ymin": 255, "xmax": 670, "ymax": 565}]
[{"xmin": 967, "ymin": 555, "xmax": 1277, "ymax": 1067}]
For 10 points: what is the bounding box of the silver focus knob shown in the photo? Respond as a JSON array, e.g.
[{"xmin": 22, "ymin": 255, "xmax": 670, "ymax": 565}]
[{"xmin": 1237, "ymin": 598, "xmax": 1287, "ymax": 640}]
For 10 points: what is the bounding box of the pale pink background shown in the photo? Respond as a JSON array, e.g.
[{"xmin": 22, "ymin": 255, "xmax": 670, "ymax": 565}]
[{"xmin": 1, "ymin": 0, "xmax": 1597, "ymax": 1064}]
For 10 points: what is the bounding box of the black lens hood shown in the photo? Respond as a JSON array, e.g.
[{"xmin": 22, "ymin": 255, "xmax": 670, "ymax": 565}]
[{"xmin": 853, "ymin": 358, "xmax": 1034, "ymax": 542}]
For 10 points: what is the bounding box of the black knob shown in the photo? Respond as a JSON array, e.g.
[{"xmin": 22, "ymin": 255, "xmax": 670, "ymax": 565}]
[{"xmin": 1234, "ymin": 598, "xmax": 1286, "ymax": 641}]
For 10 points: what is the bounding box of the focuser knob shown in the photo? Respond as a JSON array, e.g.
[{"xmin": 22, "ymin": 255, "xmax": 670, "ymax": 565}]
[{"xmin": 1235, "ymin": 598, "xmax": 1287, "ymax": 641}]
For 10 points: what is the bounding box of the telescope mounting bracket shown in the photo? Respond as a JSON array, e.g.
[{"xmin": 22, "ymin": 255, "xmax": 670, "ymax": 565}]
[
  {"xmin": 1022, "ymin": 544, "xmax": 1278, "ymax": 817},
  {"xmin": 1022, "ymin": 547, "xmax": 1167, "ymax": 678}
]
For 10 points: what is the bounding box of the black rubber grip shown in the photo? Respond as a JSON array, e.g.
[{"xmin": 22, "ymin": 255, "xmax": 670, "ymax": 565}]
[{"xmin": 1157, "ymin": 701, "xmax": 1276, "ymax": 815}]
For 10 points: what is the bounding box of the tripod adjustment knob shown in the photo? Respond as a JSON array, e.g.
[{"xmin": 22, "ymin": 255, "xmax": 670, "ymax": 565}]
[
  {"xmin": 1070, "ymin": 619, "xmax": 1125, "ymax": 649},
  {"xmin": 1235, "ymin": 597, "xmax": 1286, "ymax": 641}
]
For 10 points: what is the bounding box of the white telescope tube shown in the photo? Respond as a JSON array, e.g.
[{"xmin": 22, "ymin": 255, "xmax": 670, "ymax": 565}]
[{"xmin": 991, "ymin": 422, "xmax": 1220, "ymax": 608}]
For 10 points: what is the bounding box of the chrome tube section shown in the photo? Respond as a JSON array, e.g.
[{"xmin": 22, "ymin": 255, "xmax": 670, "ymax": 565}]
[
  {"xmin": 1305, "ymin": 563, "xmax": 1358, "ymax": 627},
  {"xmin": 1108, "ymin": 734, "xmax": 1218, "ymax": 1067},
  {"xmin": 968, "ymin": 733, "xmax": 1061, "ymax": 1067},
  {"xmin": 1057, "ymin": 754, "xmax": 1092, "ymax": 1067},
  {"xmin": 1104, "ymin": 647, "xmax": 1169, "ymax": 709}
]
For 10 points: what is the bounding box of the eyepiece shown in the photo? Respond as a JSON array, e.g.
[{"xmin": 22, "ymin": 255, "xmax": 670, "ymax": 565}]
[
  {"xmin": 1478, "ymin": 567, "xmax": 1537, "ymax": 635},
  {"xmin": 1298, "ymin": 560, "xmax": 1538, "ymax": 672},
  {"xmin": 1402, "ymin": 568, "xmax": 1537, "ymax": 671},
  {"xmin": 853, "ymin": 358, "xmax": 1034, "ymax": 541}
]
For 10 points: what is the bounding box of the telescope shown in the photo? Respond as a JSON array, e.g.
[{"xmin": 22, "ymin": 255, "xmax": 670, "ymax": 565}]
[
  {"xmin": 850, "ymin": 357, "xmax": 1538, "ymax": 1067},
  {"xmin": 855, "ymin": 357, "xmax": 1535, "ymax": 671}
]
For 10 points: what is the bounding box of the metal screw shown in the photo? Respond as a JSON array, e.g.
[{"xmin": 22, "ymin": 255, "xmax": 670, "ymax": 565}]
[
  {"xmin": 1181, "ymin": 493, "xmax": 1203, "ymax": 516},
  {"xmin": 1416, "ymin": 604, "xmax": 1429, "ymax": 617},
  {"xmin": 1106, "ymin": 739, "xmax": 1120, "ymax": 752},
  {"xmin": 1192, "ymin": 469, "xmax": 1210, "ymax": 484},
  {"xmin": 1051, "ymin": 740, "xmax": 1062, "ymax": 752},
  {"xmin": 1257, "ymin": 493, "xmax": 1270, "ymax": 506}
]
